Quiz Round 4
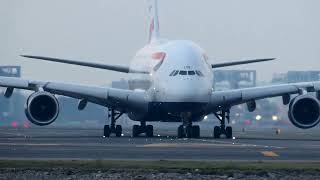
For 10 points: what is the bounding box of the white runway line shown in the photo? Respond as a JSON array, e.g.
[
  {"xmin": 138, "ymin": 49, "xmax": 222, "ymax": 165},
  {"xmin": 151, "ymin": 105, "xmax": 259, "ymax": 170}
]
[{"xmin": 190, "ymin": 138, "xmax": 286, "ymax": 149}]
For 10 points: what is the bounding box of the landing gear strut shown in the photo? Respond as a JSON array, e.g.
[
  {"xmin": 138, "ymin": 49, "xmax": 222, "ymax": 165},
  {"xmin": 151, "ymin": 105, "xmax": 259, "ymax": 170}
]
[
  {"xmin": 132, "ymin": 121, "xmax": 154, "ymax": 137},
  {"xmin": 213, "ymin": 109, "xmax": 233, "ymax": 139},
  {"xmin": 104, "ymin": 109, "xmax": 123, "ymax": 137},
  {"xmin": 177, "ymin": 116, "xmax": 200, "ymax": 138}
]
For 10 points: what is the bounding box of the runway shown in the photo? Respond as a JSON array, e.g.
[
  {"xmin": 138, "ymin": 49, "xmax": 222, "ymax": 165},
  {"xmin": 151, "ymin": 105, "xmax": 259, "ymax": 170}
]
[{"xmin": 1, "ymin": 127, "xmax": 320, "ymax": 161}]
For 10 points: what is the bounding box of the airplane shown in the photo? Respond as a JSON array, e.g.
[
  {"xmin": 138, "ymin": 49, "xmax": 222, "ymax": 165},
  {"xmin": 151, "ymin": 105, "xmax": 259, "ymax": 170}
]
[{"xmin": 1, "ymin": 0, "xmax": 320, "ymax": 138}]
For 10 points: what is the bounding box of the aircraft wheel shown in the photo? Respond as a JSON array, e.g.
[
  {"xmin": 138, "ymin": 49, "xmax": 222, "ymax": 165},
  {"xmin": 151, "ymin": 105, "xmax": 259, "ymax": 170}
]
[
  {"xmin": 146, "ymin": 125, "xmax": 154, "ymax": 137},
  {"xmin": 186, "ymin": 126, "xmax": 193, "ymax": 138},
  {"xmin": 104, "ymin": 125, "xmax": 111, "ymax": 137},
  {"xmin": 132, "ymin": 125, "xmax": 140, "ymax": 137},
  {"xmin": 192, "ymin": 125, "xmax": 200, "ymax": 138},
  {"xmin": 226, "ymin": 126, "xmax": 233, "ymax": 139},
  {"xmin": 115, "ymin": 125, "xmax": 122, "ymax": 137},
  {"xmin": 177, "ymin": 125, "xmax": 185, "ymax": 138},
  {"xmin": 213, "ymin": 126, "xmax": 221, "ymax": 139}
]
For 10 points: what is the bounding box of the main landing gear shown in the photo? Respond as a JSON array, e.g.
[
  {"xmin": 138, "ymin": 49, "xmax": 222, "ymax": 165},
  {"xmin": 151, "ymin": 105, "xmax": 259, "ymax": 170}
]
[
  {"xmin": 213, "ymin": 109, "xmax": 233, "ymax": 139},
  {"xmin": 104, "ymin": 109, "xmax": 123, "ymax": 137},
  {"xmin": 177, "ymin": 116, "xmax": 200, "ymax": 138},
  {"xmin": 132, "ymin": 121, "xmax": 154, "ymax": 137}
]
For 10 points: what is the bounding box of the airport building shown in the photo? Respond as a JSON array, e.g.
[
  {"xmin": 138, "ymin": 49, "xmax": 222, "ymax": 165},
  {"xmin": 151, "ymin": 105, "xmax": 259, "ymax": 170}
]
[
  {"xmin": 0, "ymin": 66, "xmax": 25, "ymax": 127},
  {"xmin": 213, "ymin": 70, "xmax": 256, "ymax": 91},
  {"xmin": 272, "ymin": 71, "xmax": 320, "ymax": 84}
]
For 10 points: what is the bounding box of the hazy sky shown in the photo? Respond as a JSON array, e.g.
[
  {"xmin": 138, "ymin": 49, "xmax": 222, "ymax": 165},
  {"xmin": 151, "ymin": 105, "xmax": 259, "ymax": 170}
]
[{"xmin": 1, "ymin": 0, "xmax": 320, "ymax": 85}]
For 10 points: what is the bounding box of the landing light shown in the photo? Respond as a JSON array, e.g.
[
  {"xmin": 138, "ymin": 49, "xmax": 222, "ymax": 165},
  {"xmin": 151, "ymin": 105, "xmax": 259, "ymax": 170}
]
[
  {"xmin": 272, "ymin": 115, "xmax": 279, "ymax": 121},
  {"xmin": 11, "ymin": 121, "xmax": 17, "ymax": 128},
  {"xmin": 204, "ymin": 116, "xmax": 208, "ymax": 120},
  {"xmin": 255, "ymin": 115, "xmax": 262, "ymax": 121}
]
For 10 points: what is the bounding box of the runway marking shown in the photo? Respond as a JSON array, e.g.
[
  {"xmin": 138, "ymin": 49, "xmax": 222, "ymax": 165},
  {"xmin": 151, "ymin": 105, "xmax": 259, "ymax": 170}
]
[
  {"xmin": 140, "ymin": 142, "xmax": 272, "ymax": 148},
  {"xmin": 0, "ymin": 143, "xmax": 61, "ymax": 146},
  {"xmin": 261, "ymin": 151, "xmax": 279, "ymax": 157},
  {"xmin": 0, "ymin": 132, "xmax": 28, "ymax": 137},
  {"xmin": 192, "ymin": 139, "xmax": 285, "ymax": 149},
  {"xmin": 143, "ymin": 143, "xmax": 224, "ymax": 148}
]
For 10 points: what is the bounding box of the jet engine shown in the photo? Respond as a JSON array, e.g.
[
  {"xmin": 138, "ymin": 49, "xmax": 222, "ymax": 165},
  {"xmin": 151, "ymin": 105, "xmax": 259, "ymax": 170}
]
[
  {"xmin": 288, "ymin": 94, "xmax": 320, "ymax": 129},
  {"xmin": 25, "ymin": 91, "xmax": 59, "ymax": 126}
]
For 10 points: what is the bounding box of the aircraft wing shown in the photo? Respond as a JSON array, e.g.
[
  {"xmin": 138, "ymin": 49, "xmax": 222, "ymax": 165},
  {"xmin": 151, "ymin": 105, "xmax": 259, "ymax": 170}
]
[
  {"xmin": 0, "ymin": 77, "xmax": 147, "ymax": 112},
  {"xmin": 209, "ymin": 82, "xmax": 320, "ymax": 109},
  {"xmin": 211, "ymin": 58, "xmax": 275, "ymax": 68},
  {"xmin": 21, "ymin": 55, "xmax": 148, "ymax": 74}
]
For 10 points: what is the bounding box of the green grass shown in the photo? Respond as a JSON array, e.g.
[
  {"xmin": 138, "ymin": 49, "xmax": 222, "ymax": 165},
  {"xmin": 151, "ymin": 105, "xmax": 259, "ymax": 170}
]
[{"xmin": 1, "ymin": 160, "xmax": 320, "ymax": 174}]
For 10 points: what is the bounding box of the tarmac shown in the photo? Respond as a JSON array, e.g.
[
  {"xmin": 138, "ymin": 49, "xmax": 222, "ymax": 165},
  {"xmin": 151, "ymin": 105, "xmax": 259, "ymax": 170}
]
[{"xmin": 0, "ymin": 127, "xmax": 320, "ymax": 161}]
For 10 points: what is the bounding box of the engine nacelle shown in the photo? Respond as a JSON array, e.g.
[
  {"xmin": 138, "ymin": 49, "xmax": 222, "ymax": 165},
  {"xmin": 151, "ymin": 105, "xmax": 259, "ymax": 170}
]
[
  {"xmin": 25, "ymin": 91, "xmax": 59, "ymax": 126},
  {"xmin": 288, "ymin": 94, "xmax": 320, "ymax": 129}
]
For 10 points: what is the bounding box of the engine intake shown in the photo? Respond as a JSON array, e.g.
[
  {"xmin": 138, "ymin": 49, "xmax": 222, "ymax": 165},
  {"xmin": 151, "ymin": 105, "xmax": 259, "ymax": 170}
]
[
  {"xmin": 25, "ymin": 91, "xmax": 59, "ymax": 126},
  {"xmin": 288, "ymin": 94, "xmax": 320, "ymax": 129}
]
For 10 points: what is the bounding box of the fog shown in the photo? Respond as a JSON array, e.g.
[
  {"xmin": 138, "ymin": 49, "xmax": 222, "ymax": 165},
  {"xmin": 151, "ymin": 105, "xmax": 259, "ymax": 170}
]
[{"xmin": 1, "ymin": 0, "xmax": 320, "ymax": 85}]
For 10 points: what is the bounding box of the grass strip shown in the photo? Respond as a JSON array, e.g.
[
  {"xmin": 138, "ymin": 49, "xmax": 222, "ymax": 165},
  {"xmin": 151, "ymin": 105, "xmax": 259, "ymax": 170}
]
[{"xmin": 0, "ymin": 160, "xmax": 320, "ymax": 174}]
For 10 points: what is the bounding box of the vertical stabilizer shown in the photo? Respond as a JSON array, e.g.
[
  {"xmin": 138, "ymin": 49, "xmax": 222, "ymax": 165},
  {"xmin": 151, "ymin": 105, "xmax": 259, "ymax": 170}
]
[{"xmin": 148, "ymin": 0, "xmax": 160, "ymax": 43}]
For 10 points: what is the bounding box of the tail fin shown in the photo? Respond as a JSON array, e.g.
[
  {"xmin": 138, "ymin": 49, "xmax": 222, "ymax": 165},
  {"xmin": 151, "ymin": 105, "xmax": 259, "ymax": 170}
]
[{"xmin": 148, "ymin": 0, "xmax": 160, "ymax": 43}]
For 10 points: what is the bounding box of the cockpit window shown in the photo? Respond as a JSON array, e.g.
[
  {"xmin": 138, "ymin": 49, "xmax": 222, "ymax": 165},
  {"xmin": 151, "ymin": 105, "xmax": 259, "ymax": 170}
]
[
  {"xmin": 196, "ymin": 70, "xmax": 204, "ymax": 77},
  {"xmin": 169, "ymin": 70, "xmax": 176, "ymax": 76},
  {"xmin": 179, "ymin": 71, "xmax": 187, "ymax": 75},
  {"xmin": 169, "ymin": 70, "xmax": 203, "ymax": 77},
  {"xmin": 173, "ymin": 71, "xmax": 179, "ymax": 76},
  {"xmin": 188, "ymin": 71, "xmax": 195, "ymax": 75}
]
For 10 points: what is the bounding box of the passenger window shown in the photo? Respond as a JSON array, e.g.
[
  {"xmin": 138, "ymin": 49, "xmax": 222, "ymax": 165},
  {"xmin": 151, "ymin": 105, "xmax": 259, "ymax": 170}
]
[
  {"xmin": 179, "ymin": 71, "xmax": 187, "ymax": 75},
  {"xmin": 196, "ymin": 70, "xmax": 204, "ymax": 77},
  {"xmin": 188, "ymin": 71, "xmax": 195, "ymax": 75}
]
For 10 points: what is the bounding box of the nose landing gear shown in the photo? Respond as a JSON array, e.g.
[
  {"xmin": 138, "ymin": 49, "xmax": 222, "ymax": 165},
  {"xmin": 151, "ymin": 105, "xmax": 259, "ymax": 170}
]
[
  {"xmin": 177, "ymin": 125, "xmax": 200, "ymax": 138},
  {"xmin": 177, "ymin": 115, "xmax": 200, "ymax": 138},
  {"xmin": 132, "ymin": 121, "xmax": 154, "ymax": 137},
  {"xmin": 213, "ymin": 109, "xmax": 233, "ymax": 139},
  {"xmin": 103, "ymin": 109, "xmax": 123, "ymax": 137}
]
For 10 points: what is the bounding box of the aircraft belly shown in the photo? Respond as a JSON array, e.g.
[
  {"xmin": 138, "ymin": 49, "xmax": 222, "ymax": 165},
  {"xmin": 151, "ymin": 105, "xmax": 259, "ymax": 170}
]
[{"xmin": 145, "ymin": 102, "xmax": 207, "ymax": 121}]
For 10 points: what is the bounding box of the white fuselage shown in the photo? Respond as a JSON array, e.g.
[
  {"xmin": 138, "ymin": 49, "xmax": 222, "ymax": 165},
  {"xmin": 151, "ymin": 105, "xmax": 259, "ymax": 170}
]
[{"xmin": 130, "ymin": 40, "xmax": 213, "ymax": 104}]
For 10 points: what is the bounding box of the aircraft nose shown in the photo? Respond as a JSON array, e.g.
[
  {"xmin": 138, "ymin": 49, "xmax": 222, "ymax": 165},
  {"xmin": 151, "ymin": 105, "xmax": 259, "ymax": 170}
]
[{"xmin": 163, "ymin": 80, "xmax": 210, "ymax": 102}]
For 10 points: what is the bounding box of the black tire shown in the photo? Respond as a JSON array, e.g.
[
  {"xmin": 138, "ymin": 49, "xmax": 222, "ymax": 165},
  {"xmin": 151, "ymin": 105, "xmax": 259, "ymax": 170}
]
[
  {"xmin": 186, "ymin": 126, "xmax": 193, "ymax": 138},
  {"xmin": 192, "ymin": 125, "xmax": 200, "ymax": 138},
  {"xmin": 104, "ymin": 125, "xmax": 110, "ymax": 137},
  {"xmin": 226, "ymin": 126, "xmax": 233, "ymax": 139},
  {"xmin": 132, "ymin": 125, "xmax": 140, "ymax": 137},
  {"xmin": 213, "ymin": 126, "xmax": 221, "ymax": 139},
  {"xmin": 177, "ymin": 125, "xmax": 185, "ymax": 138},
  {"xmin": 146, "ymin": 125, "xmax": 154, "ymax": 137},
  {"xmin": 115, "ymin": 125, "xmax": 122, "ymax": 137}
]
